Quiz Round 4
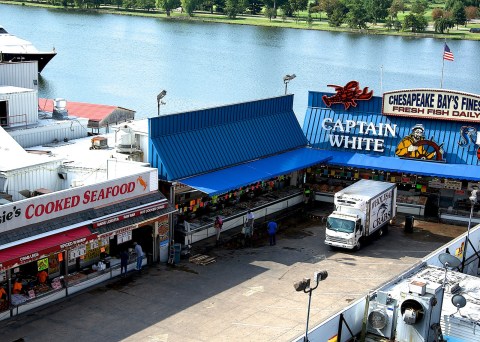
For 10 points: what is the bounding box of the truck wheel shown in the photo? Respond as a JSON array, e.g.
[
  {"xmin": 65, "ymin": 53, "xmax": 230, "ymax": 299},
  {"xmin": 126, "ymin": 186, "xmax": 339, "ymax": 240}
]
[{"xmin": 354, "ymin": 240, "xmax": 362, "ymax": 251}]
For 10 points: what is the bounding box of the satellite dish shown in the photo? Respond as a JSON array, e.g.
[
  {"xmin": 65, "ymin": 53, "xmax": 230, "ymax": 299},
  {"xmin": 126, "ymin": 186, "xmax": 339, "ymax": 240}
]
[
  {"xmin": 439, "ymin": 253, "xmax": 461, "ymax": 268},
  {"xmin": 452, "ymin": 294, "xmax": 467, "ymax": 309}
]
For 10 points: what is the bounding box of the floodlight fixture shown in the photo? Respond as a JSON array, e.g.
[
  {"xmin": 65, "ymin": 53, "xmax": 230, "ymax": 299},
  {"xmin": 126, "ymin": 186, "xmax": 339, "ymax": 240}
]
[
  {"xmin": 294, "ymin": 270, "xmax": 328, "ymax": 341},
  {"xmin": 283, "ymin": 74, "xmax": 296, "ymax": 94},
  {"xmin": 157, "ymin": 90, "xmax": 167, "ymax": 116}
]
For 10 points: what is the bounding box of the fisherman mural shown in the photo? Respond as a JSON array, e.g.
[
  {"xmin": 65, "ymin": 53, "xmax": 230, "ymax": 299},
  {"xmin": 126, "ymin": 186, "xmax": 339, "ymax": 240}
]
[
  {"xmin": 457, "ymin": 126, "xmax": 480, "ymax": 160},
  {"xmin": 395, "ymin": 124, "xmax": 444, "ymax": 161}
]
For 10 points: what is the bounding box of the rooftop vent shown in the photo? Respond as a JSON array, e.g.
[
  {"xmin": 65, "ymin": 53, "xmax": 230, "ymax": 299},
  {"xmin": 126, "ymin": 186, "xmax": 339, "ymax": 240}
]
[{"xmin": 52, "ymin": 98, "xmax": 68, "ymax": 120}]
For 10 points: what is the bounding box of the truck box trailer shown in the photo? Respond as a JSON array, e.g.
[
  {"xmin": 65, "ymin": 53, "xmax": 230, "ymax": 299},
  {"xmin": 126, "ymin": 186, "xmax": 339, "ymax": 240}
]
[{"xmin": 324, "ymin": 179, "xmax": 397, "ymax": 250}]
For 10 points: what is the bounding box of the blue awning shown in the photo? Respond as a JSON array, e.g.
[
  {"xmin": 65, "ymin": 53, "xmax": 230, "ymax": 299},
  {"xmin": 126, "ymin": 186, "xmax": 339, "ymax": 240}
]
[
  {"xmin": 327, "ymin": 151, "xmax": 480, "ymax": 181},
  {"xmin": 179, "ymin": 148, "xmax": 332, "ymax": 196}
]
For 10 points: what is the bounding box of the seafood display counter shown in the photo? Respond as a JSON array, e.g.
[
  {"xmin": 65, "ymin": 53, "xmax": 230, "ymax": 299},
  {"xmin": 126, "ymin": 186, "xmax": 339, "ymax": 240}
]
[{"xmin": 175, "ymin": 187, "xmax": 303, "ymax": 245}]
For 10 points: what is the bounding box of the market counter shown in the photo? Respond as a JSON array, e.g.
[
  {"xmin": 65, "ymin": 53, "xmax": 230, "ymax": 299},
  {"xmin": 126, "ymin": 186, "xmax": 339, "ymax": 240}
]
[{"xmin": 176, "ymin": 187, "xmax": 303, "ymax": 245}]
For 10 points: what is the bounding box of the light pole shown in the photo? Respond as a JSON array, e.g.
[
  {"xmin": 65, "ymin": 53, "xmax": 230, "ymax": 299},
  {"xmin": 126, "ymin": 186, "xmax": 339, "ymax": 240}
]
[
  {"xmin": 157, "ymin": 90, "xmax": 167, "ymax": 116},
  {"xmin": 294, "ymin": 270, "xmax": 328, "ymax": 342},
  {"xmin": 283, "ymin": 74, "xmax": 296, "ymax": 94},
  {"xmin": 461, "ymin": 187, "xmax": 478, "ymax": 272}
]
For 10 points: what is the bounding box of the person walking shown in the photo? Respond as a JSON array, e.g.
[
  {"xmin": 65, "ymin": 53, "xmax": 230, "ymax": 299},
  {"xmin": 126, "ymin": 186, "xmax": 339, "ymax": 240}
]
[
  {"xmin": 267, "ymin": 221, "xmax": 278, "ymax": 246},
  {"xmin": 133, "ymin": 242, "xmax": 144, "ymax": 272},
  {"xmin": 214, "ymin": 216, "xmax": 223, "ymax": 244},
  {"xmin": 120, "ymin": 250, "xmax": 129, "ymax": 277}
]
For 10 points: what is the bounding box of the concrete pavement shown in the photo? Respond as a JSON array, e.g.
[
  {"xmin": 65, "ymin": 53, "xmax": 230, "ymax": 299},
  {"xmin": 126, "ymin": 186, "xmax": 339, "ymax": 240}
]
[{"xmin": 0, "ymin": 208, "xmax": 466, "ymax": 342}]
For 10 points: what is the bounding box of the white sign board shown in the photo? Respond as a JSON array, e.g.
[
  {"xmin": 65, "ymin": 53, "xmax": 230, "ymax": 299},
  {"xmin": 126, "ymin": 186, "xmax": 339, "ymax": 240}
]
[
  {"xmin": 383, "ymin": 89, "xmax": 480, "ymax": 123},
  {"xmin": 0, "ymin": 170, "xmax": 158, "ymax": 233}
]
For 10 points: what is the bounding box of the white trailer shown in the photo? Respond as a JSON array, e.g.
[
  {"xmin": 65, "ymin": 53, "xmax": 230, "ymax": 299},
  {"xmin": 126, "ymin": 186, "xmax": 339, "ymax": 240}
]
[{"xmin": 324, "ymin": 179, "xmax": 397, "ymax": 250}]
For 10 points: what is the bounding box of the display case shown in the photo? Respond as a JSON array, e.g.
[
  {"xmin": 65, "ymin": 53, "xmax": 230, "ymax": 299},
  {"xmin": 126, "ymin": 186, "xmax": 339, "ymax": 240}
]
[{"xmin": 397, "ymin": 194, "xmax": 428, "ymax": 216}]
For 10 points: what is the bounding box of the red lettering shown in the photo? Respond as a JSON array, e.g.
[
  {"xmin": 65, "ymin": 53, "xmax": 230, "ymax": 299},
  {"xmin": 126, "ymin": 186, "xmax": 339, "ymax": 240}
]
[{"xmin": 25, "ymin": 204, "xmax": 34, "ymax": 219}]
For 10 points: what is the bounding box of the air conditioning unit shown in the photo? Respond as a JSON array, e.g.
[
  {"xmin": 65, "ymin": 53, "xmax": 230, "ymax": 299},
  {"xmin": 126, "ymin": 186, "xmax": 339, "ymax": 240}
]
[
  {"xmin": 366, "ymin": 291, "xmax": 397, "ymax": 339},
  {"xmin": 395, "ymin": 291, "xmax": 443, "ymax": 342}
]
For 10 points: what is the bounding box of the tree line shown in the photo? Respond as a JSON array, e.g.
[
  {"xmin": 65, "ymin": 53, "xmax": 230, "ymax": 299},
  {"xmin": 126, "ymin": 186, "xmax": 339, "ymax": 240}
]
[{"xmin": 31, "ymin": 0, "xmax": 479, "ymax": 34}]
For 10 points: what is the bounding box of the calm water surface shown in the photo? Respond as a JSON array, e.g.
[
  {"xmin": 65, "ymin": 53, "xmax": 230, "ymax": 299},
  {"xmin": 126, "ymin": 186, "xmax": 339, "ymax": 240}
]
[{"xmin": 2, "ymin": 4, "xmax": 480, "ymax": 123}]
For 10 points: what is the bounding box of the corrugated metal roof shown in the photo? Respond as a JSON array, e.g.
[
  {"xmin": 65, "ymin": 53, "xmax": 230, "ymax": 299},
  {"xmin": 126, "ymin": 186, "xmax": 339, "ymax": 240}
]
[
  {"xmin": 149, "ymin": 95, "xmax": 308, "ymax": 180},
  {"xmin": 39, "ymin": 98, "xmax": 135, "ymax": 128},
  {"xmin": 180, "ymin": 147, "xmax": 332, "ymax": 196},
  {"xmin": 303, "ymin": 92, "xmax": 480, "ymax": 166}
]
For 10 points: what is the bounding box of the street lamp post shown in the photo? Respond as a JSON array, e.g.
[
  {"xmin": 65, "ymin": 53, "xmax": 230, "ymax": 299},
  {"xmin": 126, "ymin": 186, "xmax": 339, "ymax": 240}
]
[
  {"xmin": 294, "ymin": 270, "xmax": 328, "ymax": 342},
  {"xmin": 461, "ymin": 188, "xmax": 478, "ymax": 272},
  {"xmin": 283, "ymin": 74, "xmax": 296, "ymax": 94},
  {"xmin": 157, "ymin": 90, "xmax": 167, "ymax": 116}
]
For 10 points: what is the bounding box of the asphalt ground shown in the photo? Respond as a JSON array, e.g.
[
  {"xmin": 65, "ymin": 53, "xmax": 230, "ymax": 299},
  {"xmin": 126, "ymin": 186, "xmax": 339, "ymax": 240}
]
[{"xmin": 0, "ymin": 206, "xmax": 466, "ymax": 342}]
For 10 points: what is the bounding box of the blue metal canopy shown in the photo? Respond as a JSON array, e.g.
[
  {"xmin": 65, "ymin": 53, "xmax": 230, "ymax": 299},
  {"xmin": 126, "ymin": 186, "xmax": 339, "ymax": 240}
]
[
  {"xmin": 328, "ymin": 151, "xmax": 480, "ymax": 181},
  {"xmin": 180, "ymin": 148, "xmax": 332, "ymax": 196}
]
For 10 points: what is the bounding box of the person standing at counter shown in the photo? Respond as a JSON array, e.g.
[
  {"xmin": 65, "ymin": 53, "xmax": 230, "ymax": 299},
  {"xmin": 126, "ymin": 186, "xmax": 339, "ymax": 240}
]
[
  {"xmin": 214, "ymin": 216, "xmax": 223, "ymax": 244},
  {"xmin": 246, "ymin": 210, "xmax": 255, "ymax": 229},
  {"xmin": 120, "ymin": 250, "xmax": 129, "ymax": 277},
  {"xmin": 267, "ymin": 221, "xmax": 278, "ymax": 246},
  {"xmin": 37, "ymin": 270, "xmax": 48, "ymax": 284},
  {"xmin": 13, "ymin": 278, "xmax": 23, "ymax": 294},
  {"xmin": 133, "ymin": 242, "xmax": 144, "ymax": 272}
]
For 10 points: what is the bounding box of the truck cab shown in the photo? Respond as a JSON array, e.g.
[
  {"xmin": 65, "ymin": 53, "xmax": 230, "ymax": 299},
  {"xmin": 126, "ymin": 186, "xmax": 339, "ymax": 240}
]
[{"xmin": 325, "ymin": 210, "xmax": 365, "ymax": 250}]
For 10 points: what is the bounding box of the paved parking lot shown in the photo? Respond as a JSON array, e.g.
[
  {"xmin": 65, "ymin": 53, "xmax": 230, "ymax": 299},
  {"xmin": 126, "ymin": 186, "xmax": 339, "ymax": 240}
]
[{"xmin": 0, "ymin": 209, "xmax": 466, "ymax": 342}]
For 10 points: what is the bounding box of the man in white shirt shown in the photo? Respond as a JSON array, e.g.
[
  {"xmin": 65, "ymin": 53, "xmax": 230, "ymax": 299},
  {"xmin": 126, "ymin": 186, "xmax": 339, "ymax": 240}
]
[{"xmin": 133, "ymin": 242, "xmax": 143, "ymax": 271}]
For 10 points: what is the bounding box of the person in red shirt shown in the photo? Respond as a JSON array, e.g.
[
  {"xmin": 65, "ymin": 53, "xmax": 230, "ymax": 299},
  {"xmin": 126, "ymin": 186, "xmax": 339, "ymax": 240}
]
[
  {"xmin": 12, "ymin": 278, "xmax": 23, "ymax": 294},
  {"xmin": 37, "ymin": 270, "xmax": 48, "ymax": 284}
]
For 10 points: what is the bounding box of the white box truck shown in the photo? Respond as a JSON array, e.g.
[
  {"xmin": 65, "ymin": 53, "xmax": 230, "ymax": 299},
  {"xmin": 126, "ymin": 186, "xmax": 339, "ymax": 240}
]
[{"xmin": 324, "ymin": 179, "xmax": 397, "ymax": 250}]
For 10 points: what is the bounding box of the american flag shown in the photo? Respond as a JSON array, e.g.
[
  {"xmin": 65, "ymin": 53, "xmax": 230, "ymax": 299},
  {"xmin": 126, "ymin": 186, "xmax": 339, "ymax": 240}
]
[{"xmin": 443, "ymin": 43, "xmax": 454, "ymax": 61}]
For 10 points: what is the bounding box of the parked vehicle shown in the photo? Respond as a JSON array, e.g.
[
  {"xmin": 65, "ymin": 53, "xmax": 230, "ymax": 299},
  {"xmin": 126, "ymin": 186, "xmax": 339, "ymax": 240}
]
[{"xmin": 324, "ymin": 180, "xmax": 397, "ymax": 250}]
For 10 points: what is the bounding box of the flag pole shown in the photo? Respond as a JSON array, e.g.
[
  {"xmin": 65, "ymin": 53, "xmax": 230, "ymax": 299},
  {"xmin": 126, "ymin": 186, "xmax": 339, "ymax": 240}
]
[{"xmin": 440, "ymin": 39, "xmax": 446, "ymax": 89}]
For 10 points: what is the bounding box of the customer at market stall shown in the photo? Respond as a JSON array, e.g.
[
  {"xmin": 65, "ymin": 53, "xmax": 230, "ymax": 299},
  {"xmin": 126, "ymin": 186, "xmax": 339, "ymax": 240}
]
[
  {"xmin": 37, "ymin": 270, "xmax": 48, "ymax": 284},
  {"xmin": 120, "ymin": 249, "xmax": 129, "ymax": 277},
  {"xmin": 246, "ymin": 210, "xmax": 255, "ymax": 229},
  {"xmin": 214, "ymin": 216, "xmax": 223, "ymax": 244},
  {"xmin": 0, "ymin": 285, "xmax": 7, "ymax": 300},
  {"xmin": 267, "ymin": 221, "xmax": 278, "ymax": 246},
  {"xmin": 12, "ymin": 278, "xmax": 23, "ymax": 294},
  {"xmin": 133, "ymin": 242, "xmax": 144, "ymax": 272}
]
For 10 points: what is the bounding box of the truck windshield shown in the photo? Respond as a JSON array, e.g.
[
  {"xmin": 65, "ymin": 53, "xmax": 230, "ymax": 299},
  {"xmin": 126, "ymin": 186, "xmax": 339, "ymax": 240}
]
[{"xmin": 326, "ymin": 217, "xmax": 356, "ymax": 233}]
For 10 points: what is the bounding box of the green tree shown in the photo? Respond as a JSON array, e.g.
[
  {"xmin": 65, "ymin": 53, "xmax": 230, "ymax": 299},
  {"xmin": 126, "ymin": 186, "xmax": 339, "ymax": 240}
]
[
  {"xmin": 345, "ymin": 0, "xmax": 369, "ymax": 29},
  {"xmin": 225, "ymin": 0, "xmax": 246, "ymax": 18},
  {"xmin": 411, "ymin": 0, "xmax": 427, "ymax": 14},
  {"xmin": 402, "ymin": 12, "xmax": 428, "ymax": 31},
  {"xmin": 247, "ymin": 0, "xmax": 264, "ymax": 14},
  {"xmin": 434, "ymin": 16, "xmax": 455, "ymax": 32},
  {"xmin": 214, "ymin": 0, "xmax": 226, "ymax": 12},
  {"xmin": 388, "ymin": 0, "xmax": 404, "ymax": 18},
  {"xmin": 265, "ymin": 6, "xmax": 276, "ymax": 19},
  {"xmin": 452, "ymin": 1, "xmax": 467, "ymax": 27},
  {"xmin": 366, "ymin": 0, "xmax": 392, "ymax": 24},
  {"xmin": 289, "ymin": 0, "xmax": 309, "ymax": 21},
  {"xmin": 157, "ymin": 0, "xmax": 180, "ymax": 14},
  {"xmin": 182, "ymin": 0, "xmax": 198, "ymax": 15},
  {"xmin": 327, "ymin": 0, "xmax": 347, "ymax": 26}
]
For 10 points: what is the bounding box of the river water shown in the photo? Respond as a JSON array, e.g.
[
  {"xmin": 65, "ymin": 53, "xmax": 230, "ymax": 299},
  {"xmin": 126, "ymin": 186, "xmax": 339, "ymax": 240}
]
[{"xmin": 2, "ymin": 4, "xmax": 480, "ymax": 123}]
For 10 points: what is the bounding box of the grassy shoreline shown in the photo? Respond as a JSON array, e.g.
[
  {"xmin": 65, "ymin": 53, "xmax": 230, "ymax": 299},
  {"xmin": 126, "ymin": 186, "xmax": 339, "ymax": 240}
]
[{"xmin": 2, "ymin": 0, "xmax": 480, "ymax": 41}]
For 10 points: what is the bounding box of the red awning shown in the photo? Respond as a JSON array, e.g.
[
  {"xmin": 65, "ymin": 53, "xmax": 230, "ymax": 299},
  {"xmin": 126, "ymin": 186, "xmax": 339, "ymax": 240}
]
[{"xmin": 0, "ymin": 227, "xmax": 97, "ymax": 271}]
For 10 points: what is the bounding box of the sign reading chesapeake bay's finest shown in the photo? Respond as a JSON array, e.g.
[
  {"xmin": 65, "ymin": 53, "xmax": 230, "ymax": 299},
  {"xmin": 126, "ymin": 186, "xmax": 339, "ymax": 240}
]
[
  {"xmin": 322, "ymin": 118, "xmax": 397, "ymax": 152},
  {"xmin": 383, "ymin": 89, "xmax": 480, "ymax": 122},
  {"xmin": 0, "ymin": 170, "xmax": 158, "ymax": 233}
]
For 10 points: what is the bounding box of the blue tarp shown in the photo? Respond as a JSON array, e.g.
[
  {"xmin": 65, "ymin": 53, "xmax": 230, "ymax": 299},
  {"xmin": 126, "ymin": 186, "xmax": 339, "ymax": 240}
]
[
  {"xmin": 327, "ymin": 151, "xmax": 480, "ymax": 181},
  {"xmin": 179, "ymin": 148, "xmax": 332, "ymax": 196}
]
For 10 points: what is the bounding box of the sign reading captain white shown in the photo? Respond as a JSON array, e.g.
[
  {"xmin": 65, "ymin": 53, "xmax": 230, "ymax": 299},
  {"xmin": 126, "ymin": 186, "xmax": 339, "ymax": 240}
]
[
  {"xmin": 322, "ymin": 118, "xmax": 397, "ymax": 152},
  {"xmin": 0, "ymin": 170, "xmax": 158, "ymax": 233},
  {"xmin": 383, "ymin": 89, "xmax": 480, "ymax": 122}
]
